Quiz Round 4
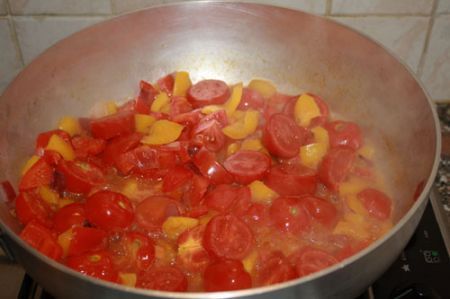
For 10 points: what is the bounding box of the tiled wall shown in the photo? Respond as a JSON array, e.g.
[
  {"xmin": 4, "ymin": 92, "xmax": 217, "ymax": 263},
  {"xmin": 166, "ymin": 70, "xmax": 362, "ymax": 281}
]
[{"xmin": 1, "ymin": 0, "xmax": 449, "ymax": 102}]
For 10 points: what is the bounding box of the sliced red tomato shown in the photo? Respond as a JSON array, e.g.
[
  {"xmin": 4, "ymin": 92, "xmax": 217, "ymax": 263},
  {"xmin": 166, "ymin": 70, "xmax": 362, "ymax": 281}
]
[
  {"xmin": 41, "ymin": 150, "xmax": 63, "ymax": 166},
  {"xmin": 53, "ymin": 203, "xmax": 87, "ymax": 234},
  {"xmin": 183, "ymin": 205, "xmax": 209, "ymax": 218},
  {"xmin": 228, "ymin": 186, "xmax": 252, "ymax": 217},
  {"xmin": 137, "ymin": 265, "xmax": 187, "ymax": 292},
  {"xmin": 67, "ymin": 227, "xmax": 107, "ymax": 257},
  {"xmin": 282, "ymin": 97, "xmax": 297, "ymax": 117},
  {"xmin": 157, "ymin": 74, "xmax": 175, "ymax": 94},
  {"xmin": 19, "ymin": 158, "xmax": 53, "ymax": 191},
  {"xmin": 15, "ymin": 191, "xmax": 51, "ymax": 226},
  {"xmin": 171, "ymin": 109, "xmax": 203, "ymax": 126},
  {"xmin": 170, "ymin": 96, "xmax": 193, "ymax": 116},
  {"xmin": 243, "ymin": 203, "xmax": 270, "ymax": 225},
  {"xmin": 264, "ymin": 93, "xmax": 297, "ymax": 120},
  {"xmin": 325, "ymin": 121, "xmax": 362, "ymax": 150},
  {"xmin": 162, "ymin": 166, "xmax": 193, "ymax": 193},
  {"xmin": 270, "ymin": 197, "xmax": 311, "ymax": 234},
  {"xmin": 203, "ymin": 259, "xmax": 252, "ymax": 292},
  {"xmin": 85, "ymin": 191, "xmax": 134, "ymax": 230},
  {"xmin": 35, "ymin": 130, "xmax": 71, "ymax": 153},
  {"xmin": 102, "ymin": 132, "xmax": 142, "ymax": 166},
  {"xmin": 20, "ymin": 220, "xmax": 62, "ymax": 260},
  {"xmin": 71, "ymin": 136, "xmax": 106, "ymax": 158},
  {"xmin": 300, "ymin": 196, "xmax": 338, "ymax": 228},
  {"xmin": 66, "ymin": 251, "xmax": 118, "ymax": 282},
  {"xmin": 357, "ymin": 188, "xmax": 392, "ymax": 220},
  {"xmin": 191, "ymin": 119, "xmax": 226, "ymax": 152},
  {"xmin": 223, "ymin": 150, "xmax": 271, "ymax": 185},
  {"xmin": 238, "ymin": 87, "xmax": 265, "ymax": 110},
  {"xmin": 1, "ymin": 180, "xmax": 16, "ymax": 203},
  {"xmin": 111, "ymin": 232, "xmax": 155, "ymax": 271},
  {"xmin": 203, "ymin": 214, "xmax": 254, "ymax": 260},
  {"xmin": 182, "ymin": 174, "xmax": 209, "ymax": 207},
  {"xmin": 187, "ymin": 79, "xmax": 230, "ymax": 108},
  {"xmin": 57, "ymin": 160, "xmax": 105, "ymax": 194},
  {"xmin": 290, "ymin": 247, "xmax": 338, "ymax": 277},
  {"xmin": 138, "ymin": 80, "xmax": 157, "ymax": 110},
  {"xmin": 192, "ymin": 148, "xmax": 233, "ymax": 185},
  {"xmin": 177, "ymin": 225, "xmax": 211, "ymax": 272},
  {"xmin": 265, "ymin": 164, "xmax": 317, "ymax": 197},
  {"xmin": 204, "ymin": 184, "xmax": 240, "ymax": 213},
  {"xmin": 257, "ymin": 251, "xmax": 297, "ymax": 286},
  {"xmin": 135, "ymin": 195, "xmax": 182, "ymax": 231},
  {"xmin": 90, "ymin": 111, "xmax": 135, "ymax": 140},
  {"xmin": 308, "ymin": 93, "xmax": 329, "ymax": 126},
  {"xmin": 318, "ymin": 147, "xmax": 356, "ymax": 191},
  {"xmin": 263, "ymin": 113, "xmax": 307, "ymax": 158}
]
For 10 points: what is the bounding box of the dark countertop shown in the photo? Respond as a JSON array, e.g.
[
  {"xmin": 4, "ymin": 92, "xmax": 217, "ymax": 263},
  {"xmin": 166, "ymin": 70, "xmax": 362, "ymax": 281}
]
[{"xmin": 434, "ymin": 104, "xmax": 450, "ymax": 218}]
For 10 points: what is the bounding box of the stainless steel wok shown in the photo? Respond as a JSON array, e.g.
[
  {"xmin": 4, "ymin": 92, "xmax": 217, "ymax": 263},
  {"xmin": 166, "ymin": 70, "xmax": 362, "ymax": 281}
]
[{"xmin": 0, "ymin": 2, "xmax": 441, "ymax": 299}]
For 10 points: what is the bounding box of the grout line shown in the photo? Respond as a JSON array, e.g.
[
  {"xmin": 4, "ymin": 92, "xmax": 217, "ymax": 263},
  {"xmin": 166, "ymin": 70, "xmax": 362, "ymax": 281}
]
[
  {"xmin": 325, "ymin": 0, "xmax": 332, "ymax": 16},
  {"xmin": 4, "ymin": 0, "xmax": 25, "ymax": 68},
  {"xmin": 417, "ymin": 0, "xmax": 439, "ymax": 77}
]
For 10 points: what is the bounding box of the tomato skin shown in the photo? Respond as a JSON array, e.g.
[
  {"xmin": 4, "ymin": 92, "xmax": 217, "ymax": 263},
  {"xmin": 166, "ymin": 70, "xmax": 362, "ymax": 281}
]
[
  {"xmin": 102, "ymin": 132, "xmax": 142, "ymax": 166},
  {"xmin": 187, "ymin": 79, "xmax": 230, "ymax": 108},
  {"xmin": 325, "ymin": 121, "xmax": 362, "ymax": 150},
  {"xmin": 265, "ymin": 164, "xmax": 317, "ymax": 197},
  {"xmin": 15, "ymin": 192, "xmax": 51, "ymax": 227},
  {"xmin": 137, "ymin": 266, "xmax": 187, "ymax": 292},
  {"xmin": 135, "ymin": 196, "xmax": 182, "ymax": 231},
  {"xmin": 183, "ymin": 174, "xmax": 209, "ymax": 207},
  {"xmin": 257, "ymin": 251, "xmax": 297, "ymax": 286},
  {"xmin": 170, "ymin": 96, "xmax": 193, "ymax": 116},
  {"xmin": 19, "ymin": 158, "xmax": 53, "ymax": 191},
  {"xmin": 263, "ymin": 113, "xmax": 307, "ymax": 158},
  {"xmin": 238, "ymin": 88, "xmax": 265, "ymax": 110},
  {"xmin": 204, "ymin": 184, "xmax": 240, "ymax": 213},
  {"xmin": 57, "ymin": 160, "xmax": 105, "ymax": 194},
  {"xmin": 53, "ymin": 203, "xmax": 87, "ymax": 234},
  {"xmin": 35, "ymin": 130, "xmax": 71, "ymax": 153},
  {"xmin": 67, "ymin": 227, "xmax": 107, "ymax": 257},
  {"xmin": 270, "ymin": 197, "xmax": 311, "ymax": 234},
  {"xmin": 90, "ymin": 111, "xmax": 135, "ymax": 140},
  {"xmin": 192, "ymin": 148, "xmax": 233, "ymax": 185},
  {"xmin": 20, "ymin": 220, "xmax": 62, "ymax": 260},
  {"xmin": 72, "ymin": 136, "xmax": 106, "ymax": 158},
  {"xmin": 318, "ymin": 147, "xmax": 356, "ymax": 192},
  {"xmin": 157, "ymin": 74, "xmax": 175, "ymax": 94},
  {"xmin": 203, "ymin": 214, "xmax": 254, "ymax": 260},
  {"xmin": 162, "ymin": 166, "xmax": 193, "ymax": 193},
  {"xmin": 66, "ymin": 251, "xmax": 118, "ymax": 282},
  {"xmin": 289, "ymin": 247, "xmax": 338, "ymax": 277},
  {"xmin": 204, "ymin": 259, "xmax": 252, "ymax": 292},
  {"xmin": 300, "ymin": 196, "xmax": 338, "ymax": 228},
  {"xmin": 223, "ymin": 150, "xmax": 271, "ymax": 185},
  {"xmin": 357, "ymin": 188, "xmax": 392, "ymax": 220},
  {"xmin": 85, "ymin": 191, "xmax": 134, "ymax": 230}
]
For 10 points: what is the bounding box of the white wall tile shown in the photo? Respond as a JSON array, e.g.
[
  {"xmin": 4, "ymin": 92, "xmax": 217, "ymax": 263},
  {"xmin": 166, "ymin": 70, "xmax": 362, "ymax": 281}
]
[
  {"xmin": 437, "ymin": 0, "xmax": 450, "ymax": 13},
  {"xmin": 332, "ymin": 17, "xmax": 429, "ymax": 72},
  {"xmin": 421, "ymin": 15, "xmax": 450, "ymax": 100},
  {"xmin": 9, "ymin": 0, "xmax": 112, "ymax": 15},
  {"xmin": 0, "ymin": 0, "xmax": 6, "ymax": 15},
  {"xmin": 332, "ymin": 0, "xmax": 434, "ymax": 15},
  {"xmin": 112, "ymin": 0, "xmax": 326, "ymax": 15},
  {"xmin": 0, "ymin": 19, "xmax": 22, "ymax": 93},
  {"xmin": 14, "ymin": 16, "xmax": 106, "ymax": 65}
]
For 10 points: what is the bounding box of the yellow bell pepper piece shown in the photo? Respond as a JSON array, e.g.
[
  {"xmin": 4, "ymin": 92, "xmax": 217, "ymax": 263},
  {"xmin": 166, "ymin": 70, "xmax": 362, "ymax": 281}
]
[
  {"xmin": 201, "ymin": 105, "xmax": 223, "ymax": 115},
  {"xmin": 21, "ymin": 155, "xmax": 40, "ymax": 176},
  {"xmin": 106, "ymin": 101, "xmax": 118, "ymax": 115},
  {"xmin": 358, "ymin": 145, "xmax": 375, "ymax": 160},
  {"xmin": 118, "ymin": 272, "xmax": 137, "ymax": 287},
  {"xmin": 39, "ymin": 186, "xmax": 60, "ymax": 206},
  {"xmin": 162, "ymin": 216, "xmax": 199, "ymax": 240},
  {"xmin": 333, "ymin": 212, "xmax": 370, "ymax": 240},
  {"xmin": 224, "ymin": 83, "xmax": 243, "ymax": 117},
  {"xmin": 300, "ymin": 143, "xmax": 328, "ymax": 169},
  {"xmin": 241, "ymin": 138, "xmax": 263, "ymax": 151},
  {"xmin": 58, "ymin": 198, "xmax": 75, "ymax": 209},
  {"xmin": 346, "ymin": 194, "xmax": 368, "ymax": 216},
  {"xmin": 141, "ymin": 120, "xmax": 184, "ymax": 145},
  {"xmin": 227, "ymin": 143, "xmax": 240, "ymax": 156},
  {"xmin": 295, "ymin": 94, "xmax": 321, "ymax": 127},
  {"xmin": 249, "ymin": 180, "xmax": 278, "ymax": 204},
  {"xmin": 134, "ymin": 114, "xmax": 156, "ymax": 133},
  {"xmin": 58, "ymin": 116, "xmax": 82, "ymax": 137},
  {"xmin": 311, "ymin": 126, "xmax": 329, "ymax": 145},
  {"xmin": 151, "ymin": 92, "xmax": 170, "ymax": 113},
  {"xmin": 173, "ymin": 71, "xmax": 192, "ymax": 97},
  {"xmin": 121, "ymin": 178, "xmax": 139, "ymax": 199},
  {"xmin": 57, "ymin": 228, "xmax": 73, "ymax": 257},
  {"xmin": 46, "ymin": 134, "xmax": 75, "ymax": 161},
  {"xmin": 242, "ymin": 250, "xmax": 258, "ymax": 274},
  {"xmin": 248, "ymin": 79, "xmax": 276, "ymax": 98},
  {"xmin": 339, "ymin": 177, "xmax": 368, "ymax": 197},
  {"xmin": 222, "ymin": 110, "xmax": 259, "ymax": 140}
]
